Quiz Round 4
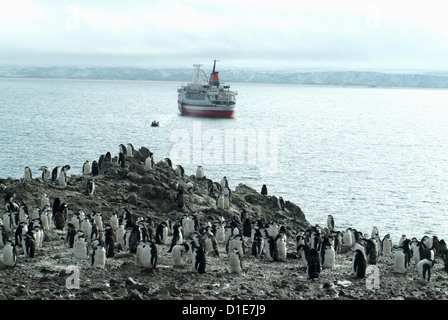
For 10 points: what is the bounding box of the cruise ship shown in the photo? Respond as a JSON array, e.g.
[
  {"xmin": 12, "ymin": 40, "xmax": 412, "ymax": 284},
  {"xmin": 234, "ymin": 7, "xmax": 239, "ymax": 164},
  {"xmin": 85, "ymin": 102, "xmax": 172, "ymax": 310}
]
[{"xmin": 177, "ymin": 61, "xmax": 237, "ymax": 118}]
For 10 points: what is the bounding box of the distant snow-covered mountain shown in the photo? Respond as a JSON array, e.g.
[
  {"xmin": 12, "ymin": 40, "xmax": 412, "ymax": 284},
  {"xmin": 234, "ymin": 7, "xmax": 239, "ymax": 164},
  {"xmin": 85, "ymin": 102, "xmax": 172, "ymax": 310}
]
[{"xmin": 1, "ymin": 66, "xmax": 448, "ymax": 89}]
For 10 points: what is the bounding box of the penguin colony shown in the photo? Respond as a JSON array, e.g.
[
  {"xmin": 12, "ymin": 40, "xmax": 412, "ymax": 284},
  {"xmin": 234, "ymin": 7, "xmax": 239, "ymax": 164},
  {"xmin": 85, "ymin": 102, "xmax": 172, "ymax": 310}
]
[{"xmin": 1, "ymin": 144, "xmax": 446, "ymax": 293}]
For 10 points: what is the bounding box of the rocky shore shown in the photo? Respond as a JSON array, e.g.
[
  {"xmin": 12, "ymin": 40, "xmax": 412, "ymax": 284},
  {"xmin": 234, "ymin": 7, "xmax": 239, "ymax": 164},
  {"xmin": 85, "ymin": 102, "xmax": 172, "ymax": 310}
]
[{"xmin": 1, "ymin": 146, "xmax": 447, "ymax": 302}]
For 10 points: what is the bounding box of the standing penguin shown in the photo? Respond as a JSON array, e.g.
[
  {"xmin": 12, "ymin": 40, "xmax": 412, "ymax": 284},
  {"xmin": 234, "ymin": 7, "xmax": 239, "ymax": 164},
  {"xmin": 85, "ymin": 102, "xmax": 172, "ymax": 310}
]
[
  {"xmin": 393, "ymin": 247, "xmax": 408, "ymax": 273},
  {"xmin": 118, "ymin": 153, "xmax": 126, "ymax": 168},
  {"xmin": 175, "ymin": 186, "xmax": 185, "ymax": 210},
  {"xmin": 168, "ymin": 224, "xmax": 183, "ymax": 253},
  {"xmin": 73, "ymin": 231, "xmax": 88, "ymax": 260},
  {"xmin": 417, "ymin": 259, "xmax": 434, "ymax": 283},
  {"xmin": 104, "ymin": 226, "xmax": 115, "ymax": 258},
  {"xmin": 85, "ymin": 180, "xmax": 95, "ymax": 197},
  {"xmin": 24, "ymin": 166, "xmax": 32, "ymax": 182},
  {"xmin": 229, "ymin": 247, "xmax": 243, "ymax": 274},
  {"xmin": 126, "ymin": 143, "xmax": 135, "ymax": 157},
  {"xmin": 352, "ymin": 249, "xmax": 367, "ymax": 278},
  {"xmin": 204, "ymin": 231, "xmax": 220, "ymax": 257},
  {"xmin": 91, "ymin": 160, "xmax": 99, "ymax": 176},
  {"xmin": 327, "ymin": 215, "xmax": 335, "ymax": 231},
  {"xmin": 260, "ymin": 184, "xmax": 267, "ymax": 195},
  {"xmin": 264, "ymin": 236, "xmax": 278, "ymax": 262},
  {"xmin": 54, "ymin": 203, "xmax": 68, "ymax": 230},
  {"xmin": 91, "ymin": 244, "xmax": 106, "ymax": 268},
  {"xmin": 192, "ymin": 246, "xmax": 206, "ymax": 274},
  {"xmin": 276, "ymin": 232, "xmax": 287, "ymax": 262},
  {"xmin": 155, "ymin": 222, "xmax": 168, "ymax": 244},
  {"xmin": 23, "ymin": 231, "xmax": 36, "ymax": 258},
  {"xmin": 321, "ymin": 238, "xmax": 336, "ymax": 269},
  {"xmin": 196, "ymin": 165, "xmax": 205, "ymax": 180},
  {"xmin": 171, "ymin": 243, "xmax": 190, "ymax": 267},
  {"xmin": 307, "ymin": 248, "xmax": 321, "ymax": 279},
  {"xmin": 277, "ymin": 196, "xmax": 285, "ymax": 210},
  {"xmin": 382, "ymin": 234, "xmax": 393, "ymax": 257},
  {"xmin": 65, "ymin": 223, "xmax": 77, "ymax": 248},
  {"xmin": 2, "ymin": 240, "xmax": 17, "ymax": 267},
  {"xmin": 141, "ymin": 241, "xmax": 158, "ymax": 269},
  {"xmin": 39, "ymin": 166, "xmax": 51, "ymax": 180},
  {"xmin": 145, "ymin": 155, "xmax": 155, "ymax": 171},
  {"xmin": 82, "ymin": 161, "xmax": 91, "ymax": 175}
]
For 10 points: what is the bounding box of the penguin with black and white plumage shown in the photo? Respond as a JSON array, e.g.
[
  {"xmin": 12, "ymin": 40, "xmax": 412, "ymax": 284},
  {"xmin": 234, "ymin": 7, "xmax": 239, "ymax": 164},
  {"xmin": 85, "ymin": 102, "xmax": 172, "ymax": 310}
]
[
  {"xmin": 119, "ymin": 144, "xmax": 127, "ymax": 156},
  {"xmin": 196, "ymin": 165, "xmax": 205, "ymax": 180},
  {"xmin": 393, "ymin": 247, "xmax": 408, "ymax": 274},
  {"xmin": 382, "ymin": 234, "xmax": 393, "ymax": 257},
  {"xmin": 104, "ymin": 225, "xmax": 115, "ymax": 258},
  {"xmin": 85, "ymin": 180, "xmax": 95, "ymax": 197},
  {"xmin": 321, "ymin": 237, "xmax": 336, "ymax": 270},
  {"xmin": 277, "ymin": 196, "xmax": 285, "ymax": 210},
  {"xmin": 307, "ymin": 248, "xmax": 321, "ymax": 279},
  {"xmin": 82, "ymin": 160, "xmax": 91, "ymax": 175},
  {"xmin": 125, "ymin": 223, "xmax": 140, "ymax": 254},
  {"xmin": 65, "ymin": 223, "xmax": 77, "ymax": 248},
  {"xmin": 297, "ymin": 243, "xmax": 310, "ymax": 268},
  {"xmin": 23, "ymin": 230, "xmax": 36, "ymax": 258},
  {"xmin": 92, "ymin": 211, "xmax": 104, "ymax": 234},
  {"xmin": 216, "ymin": 193, "xmax": 225, "ymax": 209},
  {"xmin": 39, "ymin": 166, "xmax": 51, "ymax": 180},
  {"xmin": 264, "ymin": 235, "xmax": 278, "ymax": 262},
  {"xmin": 327, "ymin": 215, "xmax": 335, "ymax": 232},
  {"xmin": 164, "ymin": 157, "xmax": 172, "ymax": 168},
  {"xmin": 220, "ymin": 176, "xmax": 229, "ymax": 190},
  {"xmin": 417, "ymin": 258, "xmax": 435, "ymax": 283},
  {"xmin": 175, "ymin": 165, "xmax": 185, "ymax": 178},
  {"xmin": 54, "ymin": 203, "xmax": 68, "ymax": 230},
  {"xmin": 251, "ymin": 230, "xmax": 264, "ymax": 258},
  {"xmin": 51, "ymin": 166, "xmax": 60, "ymax": 182},
  {"xmin": 171, "ymin": 243, "xmax": 190, "ymax": 268},
  {"xmin": 203, "ymin": 230, "xmax": 219, "ymax": 257},
  {"xmin": 73, "ymin": 230, "xmax": 89, "ymax": 260},
  {"xmin": 57, "ymin": 166, "xmax": 68, "ymax": 187},
  {"xmin": 192, "ymin": 246, "xmax": 206, "ymax": 274},
  {"xmin": 398, "ymin": 235, "xmax": 407, "ymax": 247},
  {"xmin": 365, "ymin": 238, "xmax": 378, "ymax": 265},
  {"xmin": 91, "ymin": 160, "xmax": 99, "ymax": 177},
  {"xmin": 227, "ymin": 234, "xmax": 245, "ymax": 259},
  {"xmin": 15, "ymin": 222, "xmax": 28, "ymax": 249},
  {"xmin": 276, "ymin": 232, "xmax": 287, "ymax": 262},
  {"xmin": 352, "ymin": 249, "xmax": 367, "ymax": 278},
  {"xmin": 144, "ymin": 154, "xmax": 155, "ymax": 171},
  {"xmin": 116, "ymin": 152, "xmax": 125, "ymax": 169},
  {"xmin": 175, "ymin": 185, "xmax": 185, "ymax": 210},
  {"xmin": 243, "ymin": 218, "xmax": 252, "ymax": 238},
  {"xmin": 126, "ymin": 143, "xmax": 135, "ymax": 157},
  {"xmin": 168, "ymin": 224, "xmax": 183, "ymax": 253},
  {"xmin": 155, "ymin": 222, "xmax": 168, "ymax": 245},
  {"xmin": 261, "ymin": 184, "xmax": 267, "ymax": 195},
  {"xmin": 91, "ymin": 244, "xmax": 106, "ymax": 269},
  {"xmin": 2, "ymin": 240, "xmax": 17, "ymax": 267},
  {"xmin": 108, "ymin": 213, "xmax": 119, "ymax": 233},
  {"xmin": 24, "ymin": 166, "xmax": 32, "ymax": 182},
  {"xmin": 229, "ymin": 247, "xmax": 243, "ymax": 274},
  {"xmin": 141, "ymin": 241, "xmax": 158, "ymax": 269}
]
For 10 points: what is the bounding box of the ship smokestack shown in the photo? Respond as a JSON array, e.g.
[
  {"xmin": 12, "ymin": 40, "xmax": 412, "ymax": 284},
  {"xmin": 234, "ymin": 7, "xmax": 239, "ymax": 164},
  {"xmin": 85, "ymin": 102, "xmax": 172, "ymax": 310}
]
[{"xmin": 209, "ymin": 60, "xmax": 220, "ymax": 86}]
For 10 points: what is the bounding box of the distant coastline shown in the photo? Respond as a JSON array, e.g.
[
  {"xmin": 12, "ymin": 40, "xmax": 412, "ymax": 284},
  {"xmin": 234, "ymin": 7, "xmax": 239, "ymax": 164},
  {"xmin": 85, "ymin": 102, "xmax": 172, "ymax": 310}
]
[{"xmin": 1, "ymin": 66, "xmax": 448, "ymax": 89}]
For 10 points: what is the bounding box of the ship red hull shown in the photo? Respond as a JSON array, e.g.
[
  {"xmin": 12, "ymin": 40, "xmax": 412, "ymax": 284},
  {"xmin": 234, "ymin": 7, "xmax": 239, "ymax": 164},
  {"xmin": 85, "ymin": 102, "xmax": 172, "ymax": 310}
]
[{"xmin": 178, "ymin": 103, "xmax": 235, "ymax": 118}]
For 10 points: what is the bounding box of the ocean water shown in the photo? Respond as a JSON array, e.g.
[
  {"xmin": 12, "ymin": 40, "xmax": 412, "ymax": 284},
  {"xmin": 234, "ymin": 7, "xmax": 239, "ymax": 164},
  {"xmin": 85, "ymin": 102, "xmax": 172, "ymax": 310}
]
[{"xmin": 1, "ymin": 77, "xmax": 448, "ymax": 243}]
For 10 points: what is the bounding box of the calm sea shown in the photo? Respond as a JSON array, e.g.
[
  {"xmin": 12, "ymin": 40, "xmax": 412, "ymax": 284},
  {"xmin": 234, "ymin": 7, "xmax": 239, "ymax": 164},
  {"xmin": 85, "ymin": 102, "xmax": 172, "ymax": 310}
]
[{"xmin": 1, "ymin": 77, "xmax": 448, "ymax": 242}]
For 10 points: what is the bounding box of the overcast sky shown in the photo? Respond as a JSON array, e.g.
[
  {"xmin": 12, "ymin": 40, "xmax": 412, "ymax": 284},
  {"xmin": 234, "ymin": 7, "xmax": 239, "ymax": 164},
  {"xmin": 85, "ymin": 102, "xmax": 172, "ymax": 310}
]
[{"xmin": 1, "ymin": 0, "xmax": 448, "ymax": 71}]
